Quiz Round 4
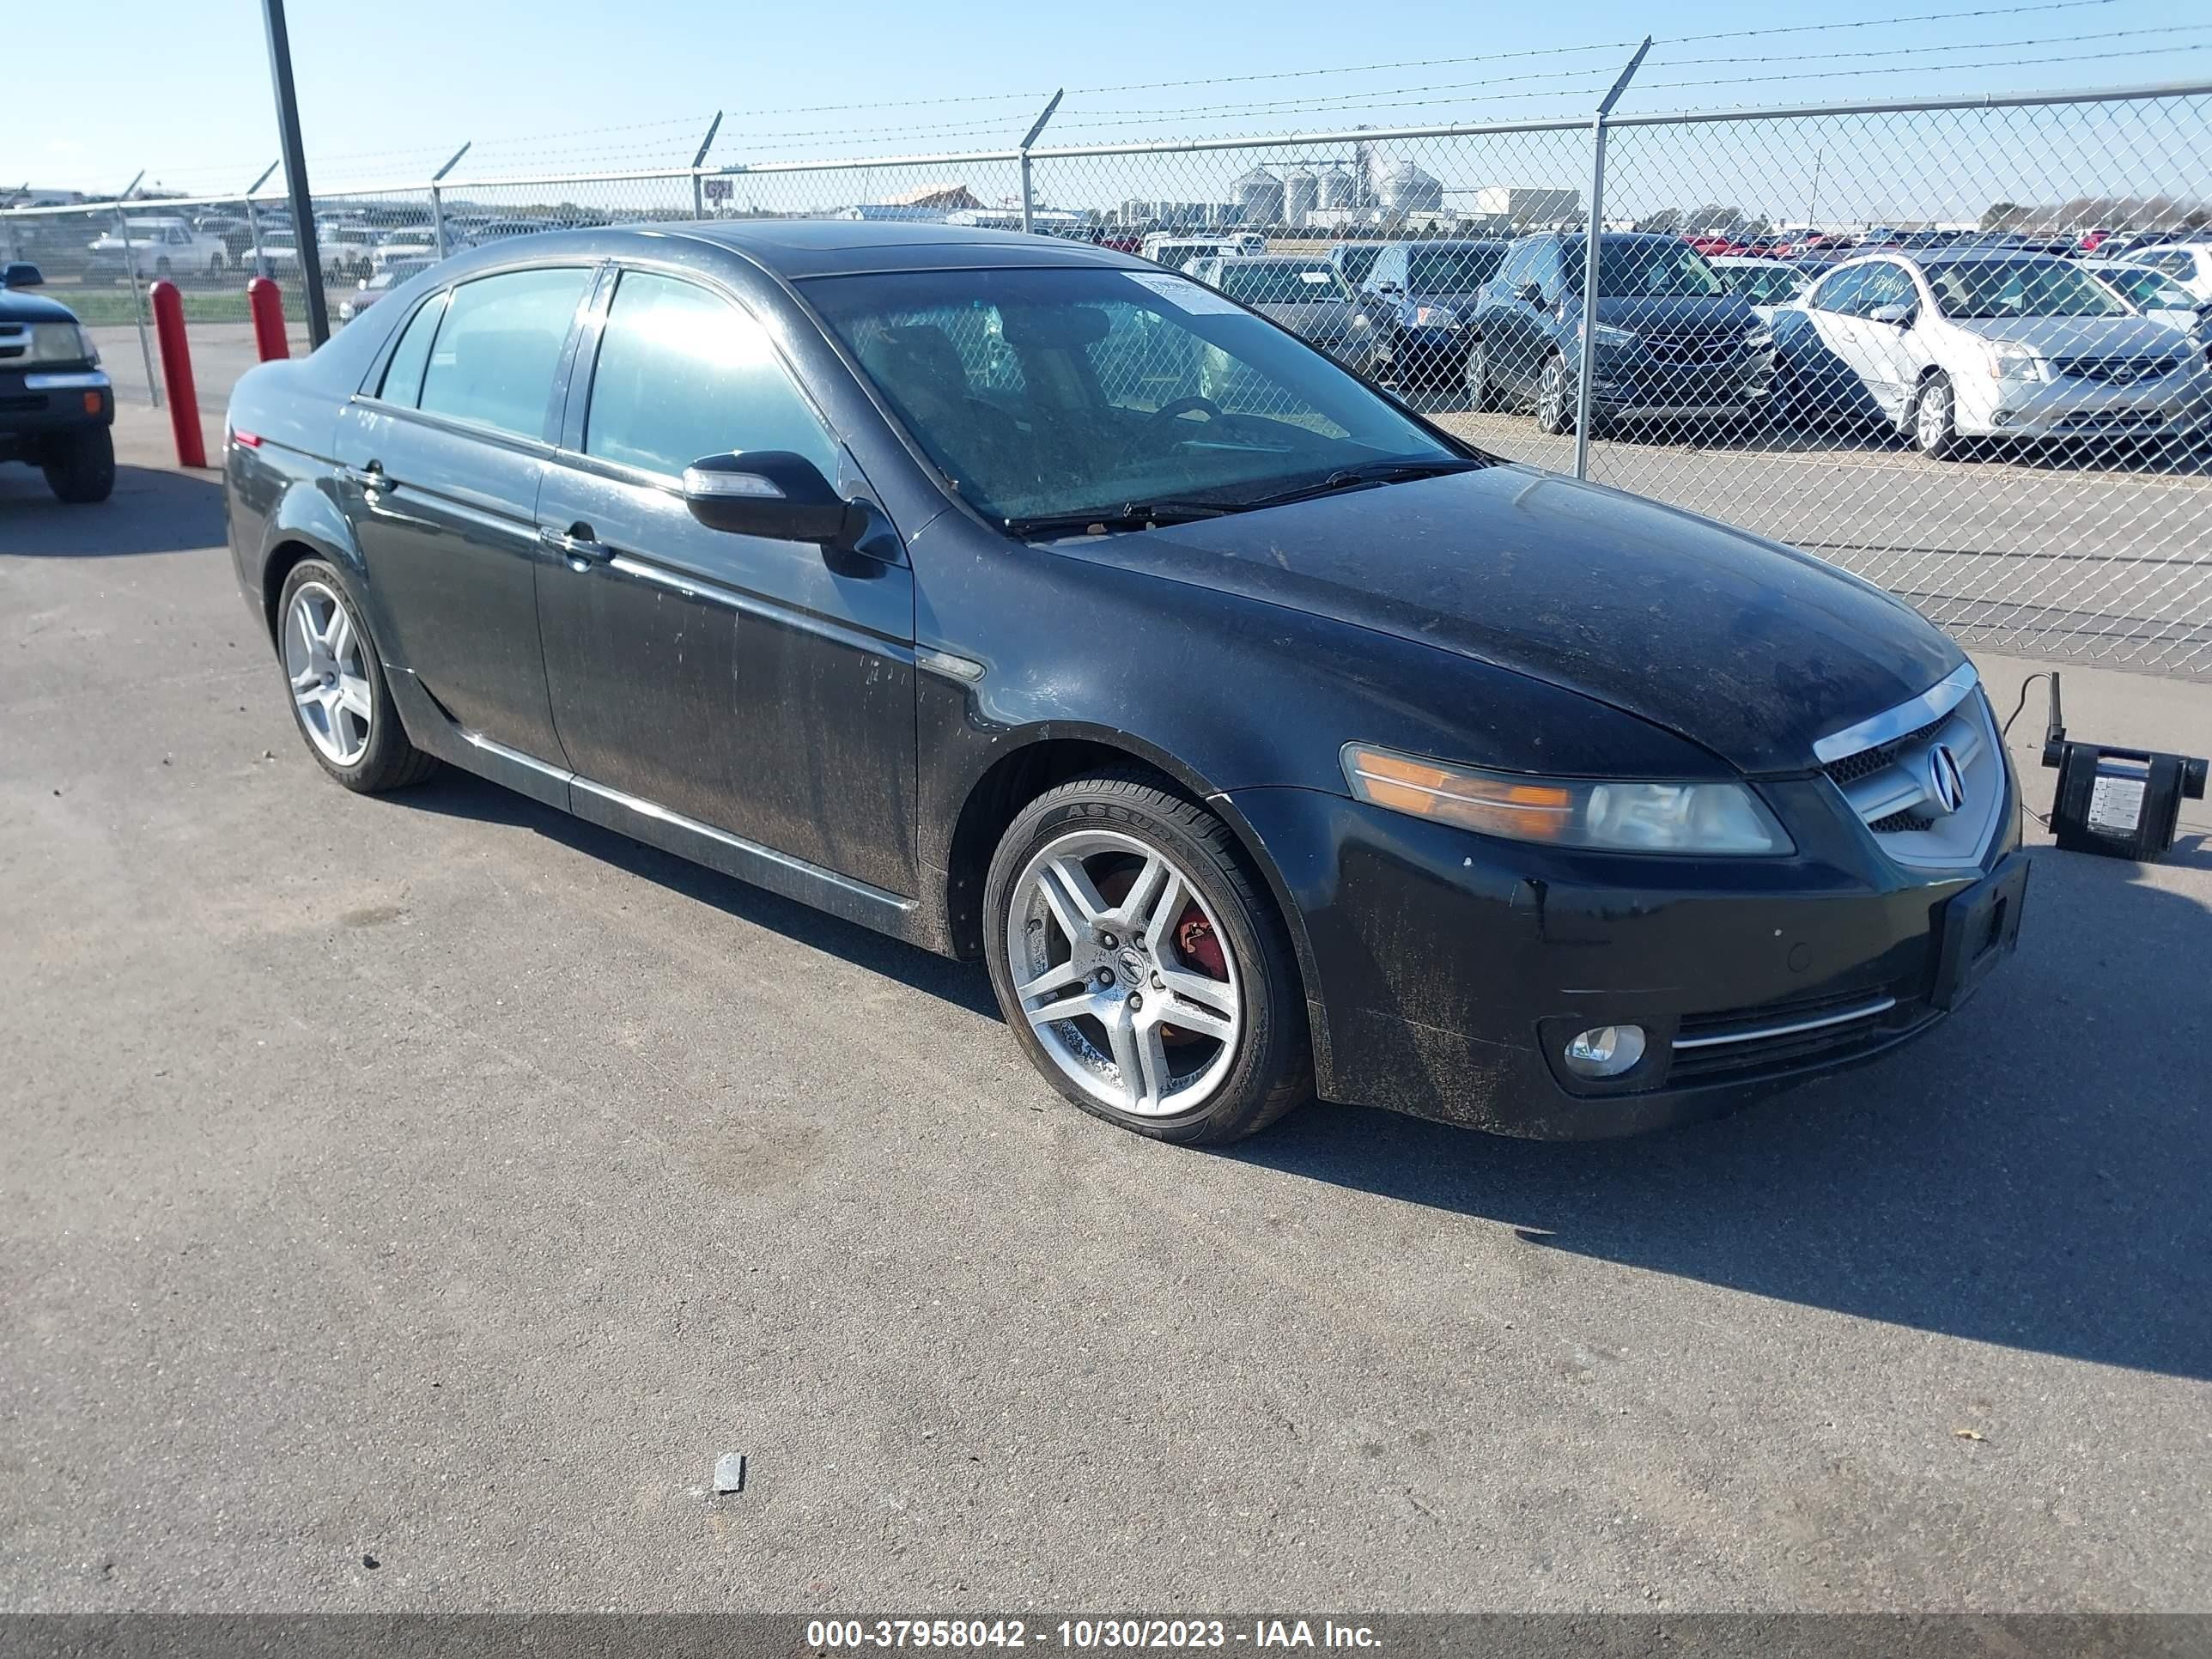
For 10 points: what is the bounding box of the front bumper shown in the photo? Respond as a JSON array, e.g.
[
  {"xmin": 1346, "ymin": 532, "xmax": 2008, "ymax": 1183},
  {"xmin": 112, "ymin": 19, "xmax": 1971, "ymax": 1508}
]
[
  {"xmin": 0, "ymin": 368, "xmax": 113, "ymax": 452},
  {"xmin": 1226, "ymin": 763, "xmax": 2023, "ymax": 1139},
  {"xmin": 1591, "ymin": 351, "xmax": 1775, "ymax": 420},
  {"xmin": 1963, "ymin": 373, "xmax": 2212, "ymax": 440},
  {"xmin": 1389, "ymin": 325, "xmax": 1471, "ymax": 378}
]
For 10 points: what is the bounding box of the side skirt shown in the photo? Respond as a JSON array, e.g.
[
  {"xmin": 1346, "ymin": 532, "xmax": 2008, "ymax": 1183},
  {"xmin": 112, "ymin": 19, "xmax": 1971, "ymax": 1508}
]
[{"xmin": 383, "ymin": 665, "xmax": 945, "ymax": 952}]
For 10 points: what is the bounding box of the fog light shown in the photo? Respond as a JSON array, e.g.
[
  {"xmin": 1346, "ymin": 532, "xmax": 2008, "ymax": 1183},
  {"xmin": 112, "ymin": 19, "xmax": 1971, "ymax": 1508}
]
[{"xmin": 1562, "ymin": 1024, "xmax": 1646, "ymax": 1079}]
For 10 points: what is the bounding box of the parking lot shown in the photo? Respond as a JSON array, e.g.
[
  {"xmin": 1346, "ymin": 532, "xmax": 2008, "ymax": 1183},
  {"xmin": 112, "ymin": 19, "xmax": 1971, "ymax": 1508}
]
[{"xmin": 3, "ymin": 409, "xmax": 2209, "ymax": 1610}]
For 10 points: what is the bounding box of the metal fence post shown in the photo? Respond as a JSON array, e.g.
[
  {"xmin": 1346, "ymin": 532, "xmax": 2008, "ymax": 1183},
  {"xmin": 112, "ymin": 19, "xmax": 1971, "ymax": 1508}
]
[
  {"xmin": 112, "ymin": 204, "xmax": 160, "ymax": 409},
  {"xmin": 245, "ymin": 161, "xmax": 277, "ymax": 278},
  {"xmin": 1573, "ymin": 38, "xmax": 1650, "ymax": 480},
  {"xmin": 690, "ymin": 112, "xmax": 723, "ymax": 220},
  {"xmin": 1018, "ymin": 90, "xmax": 1064, "ymax": 234},
  {"xmin": 429, "ymin": 143, "xmax": 471, "ymax": 260}
]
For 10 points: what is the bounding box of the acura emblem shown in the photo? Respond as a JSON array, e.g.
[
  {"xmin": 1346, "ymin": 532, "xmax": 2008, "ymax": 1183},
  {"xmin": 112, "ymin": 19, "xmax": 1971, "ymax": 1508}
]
[{"xmin": 1926, "ymin": 744, "xmax": 1967, "ymax": 816}]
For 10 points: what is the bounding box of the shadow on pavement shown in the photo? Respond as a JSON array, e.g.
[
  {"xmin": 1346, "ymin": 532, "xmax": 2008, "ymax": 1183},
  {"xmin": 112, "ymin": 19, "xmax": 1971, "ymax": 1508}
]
[
  {"xmin": 393, "ymin": 767, "xmax": 1000, "ymax": 1020},
  {"xmin": 1228, "ymin": 842, "xmax": 2212, "ymax": 1382},
  {"xmin": 0, "ymin": 463, "xmax": 225, "ymax": 556}
]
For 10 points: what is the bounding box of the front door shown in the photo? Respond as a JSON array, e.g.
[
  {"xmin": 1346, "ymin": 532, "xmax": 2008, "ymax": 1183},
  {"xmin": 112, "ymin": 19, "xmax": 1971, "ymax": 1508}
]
[
  {"xmin": 334, "ymin": 265, "xmax": 599, "ymax": 763},
  {"xmin": 534, "ymin": 266, "xmax": 919, "ymax": 897}
]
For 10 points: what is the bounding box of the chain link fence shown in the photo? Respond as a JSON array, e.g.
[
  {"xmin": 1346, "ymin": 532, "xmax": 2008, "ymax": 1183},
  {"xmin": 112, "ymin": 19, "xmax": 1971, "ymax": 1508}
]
[{"xmin": 6, "ymin": 79, "xmax": 2209, "ymax": 675}]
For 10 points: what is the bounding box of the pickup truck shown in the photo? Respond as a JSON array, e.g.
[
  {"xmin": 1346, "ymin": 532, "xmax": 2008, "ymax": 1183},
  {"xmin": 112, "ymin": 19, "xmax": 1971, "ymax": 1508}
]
[
  {"xmin": 87, "ymin": 216, "xmax": 230, "ymax": 279},
  {"xmin": 0, "ymin": 263, "xmax": 115, "ymax": 503}
]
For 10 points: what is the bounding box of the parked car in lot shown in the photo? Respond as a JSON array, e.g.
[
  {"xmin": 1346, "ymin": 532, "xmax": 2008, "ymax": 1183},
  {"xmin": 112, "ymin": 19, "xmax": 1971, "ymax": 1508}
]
[
  {"xmin": 371, "ymin": 235, "xmax": 441, "ymax": 277},
  {"xmin": 0, "ymin": 262, "xmax": 114, "ymax": 502},
  {"xmin": 2082, "ymin": 258, "xmax": 2212, "ymax": 336},
  {"xmin": 1712, "ymin": 255, "xmax": 1810, "ymax": 319},
  {"xmin": 87, "ymin": 216, "xmax": 228, "ymax": 279},
  {"xmin": 223, "ymin": 221, "xmax": 2027, "ymax": 1146},
  {"xmin": 1467, "ymin": 232, "xmax": 1775, "ymax": 434},
  {"xmin": 2127, "ymin": 242, "xmax": 2212, "ymax": 302},
  {"xmin": 1358, "ymin": 239, "xmax": 1509, "ymax": 390},
  {"xmin": 1139, "ymin": 234, "xmax": 1261, "ymax": 271},
  {"xmin": 1325, "ymin": 242, "xmax": 1382, "ymax": 291},
  {"xmin": 1771, "ymin": 250, "xmax": 2212, "ymax": 456},
  {"xmin": 337, "ymin": 258, "xmax": 437, "ymax": 323},
  {"xmin": 1186, "ymin": 253, "xmax": 1376, "ymax": 377}
]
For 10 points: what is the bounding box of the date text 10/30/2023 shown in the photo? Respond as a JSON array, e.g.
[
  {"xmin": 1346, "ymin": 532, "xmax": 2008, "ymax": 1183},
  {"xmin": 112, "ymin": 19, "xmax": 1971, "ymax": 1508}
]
[{"xmin": 805, "ymin": 1620, "xmax": 1383, "ymax": 1650}]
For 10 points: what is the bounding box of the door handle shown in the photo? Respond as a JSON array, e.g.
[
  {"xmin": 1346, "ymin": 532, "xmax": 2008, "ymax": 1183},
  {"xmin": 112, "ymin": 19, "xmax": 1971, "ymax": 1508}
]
[
  {"xmin": 538, "ymin": 524, "xmax": 614, "ymax": 565},
  {"xmin": 343, "ymin": 462, "xmax": 393, "ymax": 493}
]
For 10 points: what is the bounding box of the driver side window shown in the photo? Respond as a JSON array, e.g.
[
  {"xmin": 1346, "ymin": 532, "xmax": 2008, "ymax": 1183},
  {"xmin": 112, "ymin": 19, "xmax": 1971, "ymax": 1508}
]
[
  {"xmin": 1858, "ymin": 263, "xmax": 1915, "ymax": 313},
  {"xmin": 1813, "ymin": 266, "xmax": 1869, "ymax": 316}
]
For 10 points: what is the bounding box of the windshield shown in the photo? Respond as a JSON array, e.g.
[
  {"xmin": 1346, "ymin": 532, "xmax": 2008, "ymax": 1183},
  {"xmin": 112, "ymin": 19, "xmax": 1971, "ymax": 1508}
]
[
  {"xmin": 1218, "ymin": 261, "xmax": 1346, "ymax": 305},
  {"xmin": 1333, "ymin": 245, "xmax": 1380, "ymax": 284},
  {"xmin": 806, "ymin": 265, "xmax": 1465, "ymax": 526},
  {"xmin": 1723, "ymin": 264, "xmax": 1805, "ymax": 306},
  {"xmin": 1407, "ymin": 246, "xmax": 1504, "ymax": 292},
  {"xmin": 2097, "ymin": 265, "xmax": 2190, "ymax": 310},
  {"xmin": 1571, "ymin": 240, "xmax": 1729, "ymax": 298},
  {"xmin": 1924, "ymin": 258, "xmax": 2129, "ymax": 319}
]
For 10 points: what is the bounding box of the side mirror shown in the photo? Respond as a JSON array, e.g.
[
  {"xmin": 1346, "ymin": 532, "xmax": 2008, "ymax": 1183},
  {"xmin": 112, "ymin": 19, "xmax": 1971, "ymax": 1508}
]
[
  {"xmin": 2, "ymin": 261, "xmax": 43, "ymax": 288},
  {"xmin": 1869, "ymin": 302, "xmax": 1915, "ymax": 326},
  {"xmin": 1516, "ymin": 280, "xmax": 1544, "ymax": 305},
  {"xmin": 682, "ymin": 451, "xmax": 865, "ymax": 546}
]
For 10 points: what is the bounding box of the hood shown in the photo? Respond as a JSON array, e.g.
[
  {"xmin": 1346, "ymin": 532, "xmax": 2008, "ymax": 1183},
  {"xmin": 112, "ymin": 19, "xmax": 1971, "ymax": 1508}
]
[
  {"xmin": 1592, "ymin": 294, "xmax": 1760, "ymax": 332},
  {"xmin": 1095, "ymin": 466, "xmax": 1960, "ymax": 775},
  {"xmin": 1943, "ymin": 313, "xmax": 2189, "ymax": 356},
  {"xmin": 0, "ymin": 288, "xmax": 81, "ymax": 325}
]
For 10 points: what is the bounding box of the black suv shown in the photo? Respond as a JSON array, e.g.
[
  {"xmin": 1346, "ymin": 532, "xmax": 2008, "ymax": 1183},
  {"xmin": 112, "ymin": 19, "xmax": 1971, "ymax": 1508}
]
[
  {"xmin": 1358, "ymin": 239, "xmax": 1509, "ymax": 392},
  {"xmin": 1467, "ymin": 233, "xmax": 1775, "ymax": 434},
  {"xmin": 0, "ymin": 263, "xmax": 115, "ymax": 502}
]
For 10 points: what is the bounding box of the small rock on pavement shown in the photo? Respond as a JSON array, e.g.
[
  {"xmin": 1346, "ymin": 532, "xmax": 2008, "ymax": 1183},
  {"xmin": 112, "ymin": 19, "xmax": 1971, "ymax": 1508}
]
[{"xmin": 714, "ymin": 1452, "xmax": 746, "ymax": 1494}]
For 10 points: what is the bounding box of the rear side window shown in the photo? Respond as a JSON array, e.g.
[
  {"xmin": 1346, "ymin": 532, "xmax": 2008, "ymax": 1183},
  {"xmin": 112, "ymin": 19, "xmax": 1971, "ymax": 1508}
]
[
  {"xmin": 583, "ymin": 270, "xmax": 839, "ymax": 480},
  {"xmin": 378, "ymin": 291, "xmax": 447, "ymax": 405},
  {"xmin": 416, "ymin": 266, "xmax": 593, "ymax": 440}
]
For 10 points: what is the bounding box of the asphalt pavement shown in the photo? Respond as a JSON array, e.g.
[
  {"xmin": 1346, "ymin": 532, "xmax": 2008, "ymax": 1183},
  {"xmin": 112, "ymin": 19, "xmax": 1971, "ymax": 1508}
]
[{"xmin": 2, "ymin": 411, "xmax": 2208, "ymax": 1612}]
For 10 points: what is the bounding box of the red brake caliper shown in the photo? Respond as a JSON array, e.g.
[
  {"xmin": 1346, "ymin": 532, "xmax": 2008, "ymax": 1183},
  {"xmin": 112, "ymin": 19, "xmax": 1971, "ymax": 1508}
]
[{"xmin": 1176, "ymin": 908, "xmax": 1227, "ymax": 979}]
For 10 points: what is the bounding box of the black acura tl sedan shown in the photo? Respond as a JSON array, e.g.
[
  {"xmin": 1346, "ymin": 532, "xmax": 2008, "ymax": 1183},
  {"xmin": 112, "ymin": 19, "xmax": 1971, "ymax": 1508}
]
[{"xmin": 224, "ymin": 222, "xmax": 2026, "ymax": 1145}]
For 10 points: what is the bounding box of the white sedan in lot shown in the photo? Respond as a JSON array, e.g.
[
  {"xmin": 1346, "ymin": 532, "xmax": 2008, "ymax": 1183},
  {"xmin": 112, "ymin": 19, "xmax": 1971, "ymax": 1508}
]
[{"xmin": 1775, "ymin": 249, "xmax": 2212, "ymax": 457}]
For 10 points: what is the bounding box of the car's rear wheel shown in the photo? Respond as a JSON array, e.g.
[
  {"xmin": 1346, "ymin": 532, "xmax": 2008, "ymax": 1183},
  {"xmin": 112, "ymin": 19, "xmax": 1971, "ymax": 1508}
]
[
  {"xmin": 982, "ymin": 773, "xmax": 1310, "ymax": 1145},
  {"xmin": 155, "ymin": 256, "xmax": 173, "ymax": 279},
  {"xmin": 277, "ymin": 560, "xmax": 438, "ymax": 793},
  {"xmin": 42, "ymin": 428, "xmax": 114, "ymax": 504},
  {"xmin": 1466, "ymin": 337, "xmax": 1498, "ymax": 412},
  {"xmin": 1911, "ymin": 371, "xmax": 1962, "ymax": 459}
]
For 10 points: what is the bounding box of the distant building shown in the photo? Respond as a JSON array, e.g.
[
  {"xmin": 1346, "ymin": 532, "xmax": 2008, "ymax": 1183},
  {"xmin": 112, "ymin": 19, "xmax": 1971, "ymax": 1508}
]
[{"xmin": 1472, "ymin": 186, "xmax": 1582, "ymax": 226}]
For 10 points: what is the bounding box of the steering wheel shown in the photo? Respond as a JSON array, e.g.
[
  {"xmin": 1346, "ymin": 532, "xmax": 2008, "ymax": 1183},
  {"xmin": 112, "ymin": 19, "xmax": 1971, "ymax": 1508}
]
[{"xmin": 1146, "ymin": 394, "xmax": 1224, "ymax": 432}]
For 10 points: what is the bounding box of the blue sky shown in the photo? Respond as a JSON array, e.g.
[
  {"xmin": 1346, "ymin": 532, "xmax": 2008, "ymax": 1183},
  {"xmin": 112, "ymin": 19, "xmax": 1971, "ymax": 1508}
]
[{"xmin": 16, "ymin": 0, "xmax": 2206, "ymax": 198}]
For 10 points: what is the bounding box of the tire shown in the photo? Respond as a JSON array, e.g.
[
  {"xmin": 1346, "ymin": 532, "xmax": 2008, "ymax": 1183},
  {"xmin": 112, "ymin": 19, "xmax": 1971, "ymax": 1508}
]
[
  {"xmin": 276, "ymin": 559, "xmax": 439, "ymax": 794},
  {"xmin": 1910, "ymin": 371, "xmax": 1962, "ymax": 460},
  {"xmin": 1466, "ymin": 337, "xmax": 1498, "ymax": 412},
  {"xmin": 155, "ymin": 257, "xmax": 173, "ymax": 279},
  {"xmin": 1535, "ymin": 351, "xmax": 1574, "ymax": 435},
  {"xmin": 210, "ymin": 253, "xmax": 226, "ymax": 275},
  {"xmin": 42, "ymin": 427, "xmax": 114, "ymax": 504},
  {"xmin": 982, "ymin": 771, "xmax": 1310, "ymax": 1146}
]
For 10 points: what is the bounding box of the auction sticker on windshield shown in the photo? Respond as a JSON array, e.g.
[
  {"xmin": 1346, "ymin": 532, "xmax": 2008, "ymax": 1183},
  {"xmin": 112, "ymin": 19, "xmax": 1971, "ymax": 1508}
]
[{"xmin": 1125, "ymin": 272, "xmax": 1243, "ymax": 314}]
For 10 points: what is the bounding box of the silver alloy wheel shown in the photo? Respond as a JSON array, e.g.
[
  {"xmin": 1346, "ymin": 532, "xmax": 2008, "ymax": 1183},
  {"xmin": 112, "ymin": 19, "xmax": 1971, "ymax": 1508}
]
[
  {"xmin": 1540, "ymin": 356, "xmax": 1567, "ymax": 430},
  {"xmin": 1916, "ymin": 378, "xmax": 1953, "ymax": 451},
  {"xmin": 283, "ymin": 580, "xmax": 374, "ymax": 767},
  {"xmin": 1006, "ymin": 828, "xmax": 1243, "ymax": 1118}
]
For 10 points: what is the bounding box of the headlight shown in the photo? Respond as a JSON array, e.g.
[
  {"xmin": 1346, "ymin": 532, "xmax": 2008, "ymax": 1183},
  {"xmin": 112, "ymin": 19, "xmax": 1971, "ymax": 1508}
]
[
  {"xmin": 1990, "ymin": 346, "xmax": 2045, "ymax": 381},
  {"xmin": 1587, "ymin": 323, "xmax": 1638, "ymax": 349},
  {"xmin": 1412, "ymin": 304, "xmax": 1460, "ymax": 329},
  {"xmin": 1743, "ymin": 327, "xmax": 1775, "ymax": 350},
  {"xmin": 27, "ymin": 323, "xmax": 97, "ymax": 365},
  {"xmin": 1348, "ymin": 313, "xmax": 1370, "ymax": 328},
  {"xmin": 1342, "ymin": 744, "xmax": 1794, "ymax": 855}
]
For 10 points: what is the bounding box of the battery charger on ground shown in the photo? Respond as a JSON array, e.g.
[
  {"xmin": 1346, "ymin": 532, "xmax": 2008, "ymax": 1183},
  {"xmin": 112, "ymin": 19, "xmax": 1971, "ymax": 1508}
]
[{"xmin": 2037, "ymin": 672, "xmax": 2207, "ymax": 862}]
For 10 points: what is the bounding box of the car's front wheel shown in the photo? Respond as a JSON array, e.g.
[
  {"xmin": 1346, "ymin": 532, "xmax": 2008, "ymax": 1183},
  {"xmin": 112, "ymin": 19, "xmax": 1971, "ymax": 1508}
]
[
  {"xmin": 42, "ymin": 428, "xmax": 115, "ymax": 503},
  {"xmin": 276, "ymin": 560, "xmax": 438, "ymax": 793},
  {"xmin": 1466, "ymin": 337, "xmax": 1498, "ymax": 412},
  {"xmin": 982, "ymin": 773, "xmax": 1310, "ymax": 1144},
  {"xmin": 1535, "ymin": 351, "xmax": 1574, "ymax": 434},
  {"xmin": 1911, "ymin": 371, "xmax": 1962, "ymax": 459}
]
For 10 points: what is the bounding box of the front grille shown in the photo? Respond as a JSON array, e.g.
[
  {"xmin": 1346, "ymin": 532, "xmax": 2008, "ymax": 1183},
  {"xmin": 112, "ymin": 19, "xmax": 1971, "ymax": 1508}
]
[
  {"xmin": 1641, "ymin": 331, "xmax": 1742, "ymax": 367},
  {"xmin": 2050, "ymin": 354, "xmax": 2179, "ymax": 383},
  {"xmin": 1821, "ymin": 715, "xmax": 1948, "ymax": 787},
  {"xmin": 1669, "ymin": 988, "xmax": 1912, "ymax": 1083},
  {"xmin": 1870, "ymin": 811, "xmax": 1935, "ymax": 833}
]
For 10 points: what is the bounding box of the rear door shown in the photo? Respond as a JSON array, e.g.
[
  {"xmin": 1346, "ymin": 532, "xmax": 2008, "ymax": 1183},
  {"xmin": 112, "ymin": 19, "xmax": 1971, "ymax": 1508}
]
[
  {"xmin": 334, "ymin": 264, "xmax": 599, "ymax": 762},
  {"xmin": 534, "ymin": 264, "xmax": 918, "ymax": 896}
]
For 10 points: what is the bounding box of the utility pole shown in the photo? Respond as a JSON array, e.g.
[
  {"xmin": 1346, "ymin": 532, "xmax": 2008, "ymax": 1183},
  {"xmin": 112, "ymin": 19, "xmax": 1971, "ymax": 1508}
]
[
  {"xmin": 258, "ymin": 0, "xmax": 329, "ymax": 344},
  {"xmin": 1804, "ymin": 146, "xmax": 1825, "ymax": 234}
]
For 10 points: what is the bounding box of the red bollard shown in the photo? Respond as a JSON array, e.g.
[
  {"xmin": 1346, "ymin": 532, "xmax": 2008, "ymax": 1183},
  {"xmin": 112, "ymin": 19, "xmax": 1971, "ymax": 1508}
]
[
  {"xmin": 148, "ymin": 280, "xmax": 207, "ymax": 470},
  {"xmin": 247, "ymin": 276, "xmax": 289, "ymax": 362}
]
